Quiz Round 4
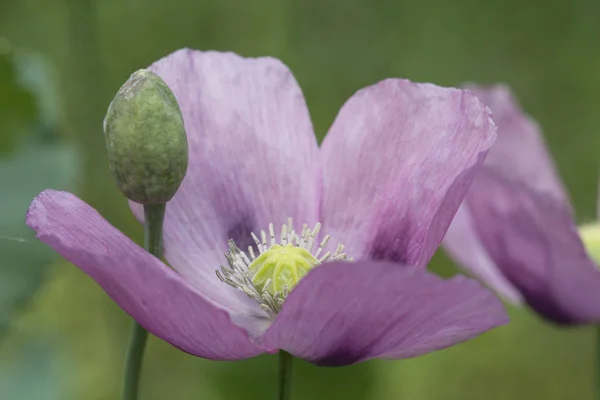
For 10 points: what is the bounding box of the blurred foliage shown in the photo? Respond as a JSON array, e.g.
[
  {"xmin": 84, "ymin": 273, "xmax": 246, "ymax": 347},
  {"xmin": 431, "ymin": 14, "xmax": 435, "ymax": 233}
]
[
  {"xmin": 0, "ymin": 46, "xmax": 37, "ymax": 154},
  {"xmin": 0, "ymin": 140, "xmax": 79, "ymax": 337},
  {"xmin": 0, "ymin": 48, "xmax": 80, "ymax": 339},
  {"xmin": 1, "ymin": 0, "xmax": 599, "ymax": 399},
  {"xmin": 0, "ymin": 338, "xmax": 68, "ymax": 400}
]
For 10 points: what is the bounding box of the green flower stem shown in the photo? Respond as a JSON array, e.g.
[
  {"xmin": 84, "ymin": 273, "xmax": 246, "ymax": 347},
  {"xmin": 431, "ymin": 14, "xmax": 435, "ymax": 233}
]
[
  {"xmin": 122, "ymin": 203, "xmax": 166, "ymax": 400},
  {"xmin": 278, "ymin": 350, "xmax": 293, "ymax": 400},
  {"xmin": 123, "ymin": 322, "xmax": 148, "ymax": 400},
  {"xmin": 143, "ymin": 204, "xmax": 166, "ymax": 256}
]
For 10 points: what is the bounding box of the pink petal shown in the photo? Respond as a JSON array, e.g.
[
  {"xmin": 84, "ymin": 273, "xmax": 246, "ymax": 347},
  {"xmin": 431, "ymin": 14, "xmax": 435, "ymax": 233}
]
[
  {"xmin": 27, "ymin": 190, "xmax": 263, "ymax": 360},
  {"xmin": 320, "ymin": 79, "xmax": 496, "ymax": 266},
  {"xmin": 130, "ymin": 49, "xmax": 321, "ymax": 318},
  {"xmin": 465, "ymin": 168, "xmax": 600, "ymax": 324},
  {"xmin": 260, "ymin": 261, "xmax": 508, "ymax": 366}
]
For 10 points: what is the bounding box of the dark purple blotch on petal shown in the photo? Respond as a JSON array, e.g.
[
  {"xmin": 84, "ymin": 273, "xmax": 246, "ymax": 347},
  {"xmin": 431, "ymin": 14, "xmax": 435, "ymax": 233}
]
[
  {"xmin": 368, "ymin": 215, "xmax": 417, "ymax": 264},
  {"xmin": 225, "ymin": 214, "xmax": 259, "ymax": 252},
  {"xmin": 312, "ymin": 345, "xmax": 366, "ymax": 367},
  {"xmin": 366, "ymin": 165, "xmax": 484, "ymax": 267}
]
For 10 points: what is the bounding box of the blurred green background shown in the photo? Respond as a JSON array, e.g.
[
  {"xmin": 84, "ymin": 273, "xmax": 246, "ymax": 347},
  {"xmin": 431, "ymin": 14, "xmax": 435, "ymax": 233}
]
[{"xmin": 1, "ymin": 0, "xmax": 599, "ymax": 399}]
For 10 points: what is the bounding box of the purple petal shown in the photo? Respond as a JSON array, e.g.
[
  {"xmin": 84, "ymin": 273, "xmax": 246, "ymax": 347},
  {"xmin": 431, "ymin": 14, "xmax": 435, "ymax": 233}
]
[
  {"xmin": 443, "ymin": 85, "xmax": 573, "ymax": 307},
  {"xmin": 464, "ymin": 168, "xmax": 600, "ymax": 324},
  {"xmin": 27, "ymin": 190, "xmax": 263, "ymax": 360},
  {"xmin": 260, "ymin": 261, "xmax": 508, "ymax": 366},
  {"xmin": 320, "ymin": 79, "xmax": 496, "ymax": 266},
  {"xmin": 130, "ymin": 49, "xmax": 321, "ymax": 317},
  {"xmin": 443, "ymin": 204, "xmax": 524, "ymax": 304},
  {"xmin": 466, "ymin": 84, "xmax": 568, "ymax": 201}
]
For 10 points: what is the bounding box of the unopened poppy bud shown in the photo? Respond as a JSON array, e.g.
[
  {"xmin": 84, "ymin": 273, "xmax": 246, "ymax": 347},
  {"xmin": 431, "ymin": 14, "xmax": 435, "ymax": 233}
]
[{"xmin": 103, "ymin": 69, "xmax": 188, "ymax": 204}]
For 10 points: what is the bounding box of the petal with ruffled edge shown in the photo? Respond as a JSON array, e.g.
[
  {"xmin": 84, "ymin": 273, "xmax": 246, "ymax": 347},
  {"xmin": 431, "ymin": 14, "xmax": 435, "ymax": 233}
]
[
  {"xmin": 27, "ymin": 190, "xmax": 263, "ymax": 359},
  {"xmin": 465, "ymin": 168, "xmax": 600, "ymax": 324},
  {"xmin": 443, "ymin": 85, "xmax": 569, "ymax": 305},
  {"xmin": 129, "ymin": 50, "xmax": 321, "ymax": 321},
  {"xmin": 320, "ymin": 79, "xmax": 496, "ymax": 266},
  {"xmin": 260, "ymin": 260, "xmax": 508, "ymax": 366}
]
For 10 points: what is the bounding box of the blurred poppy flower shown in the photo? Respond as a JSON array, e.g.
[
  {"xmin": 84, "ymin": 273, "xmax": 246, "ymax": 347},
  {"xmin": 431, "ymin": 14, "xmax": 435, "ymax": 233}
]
[
  {"xmin": 26, "ymin": 49, "xmax": 507, "ymax": 366},
  {"xmin": 443, "ymin": 84, "xmax": 600, "ymax": 324}
]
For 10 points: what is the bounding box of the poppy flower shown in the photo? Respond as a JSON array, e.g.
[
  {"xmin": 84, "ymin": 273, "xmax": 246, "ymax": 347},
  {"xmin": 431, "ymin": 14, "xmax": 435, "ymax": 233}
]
[{"xmin": 27, "ymin": 49, "xmax": 507, "ymax": 366}]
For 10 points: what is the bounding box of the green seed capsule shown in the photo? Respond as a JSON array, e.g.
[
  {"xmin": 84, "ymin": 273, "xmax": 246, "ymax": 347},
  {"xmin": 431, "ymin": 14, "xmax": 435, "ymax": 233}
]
[{"xmin": 103, "ymin": 69, "xmax": 188, "ymax": 204}]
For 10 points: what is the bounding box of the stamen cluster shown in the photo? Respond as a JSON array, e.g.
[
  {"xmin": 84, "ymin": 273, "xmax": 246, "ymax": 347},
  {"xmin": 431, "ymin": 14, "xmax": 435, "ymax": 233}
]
[{"xmin": 216, "ymin": 218, "xmax": 348, "ymax": 317}]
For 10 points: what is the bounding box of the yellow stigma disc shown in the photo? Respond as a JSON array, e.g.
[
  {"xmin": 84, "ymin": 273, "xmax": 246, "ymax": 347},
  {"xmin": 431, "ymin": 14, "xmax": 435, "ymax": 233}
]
[{"xmin": 249, "ymin": 244, "xmax": 319, "ymax": 295}]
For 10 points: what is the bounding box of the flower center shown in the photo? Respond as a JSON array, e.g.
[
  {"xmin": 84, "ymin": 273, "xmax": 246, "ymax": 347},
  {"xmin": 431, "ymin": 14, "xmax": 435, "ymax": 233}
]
[{"xmin": 216, "ymin": 218, "xmax": 348, "ymax": 317}]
